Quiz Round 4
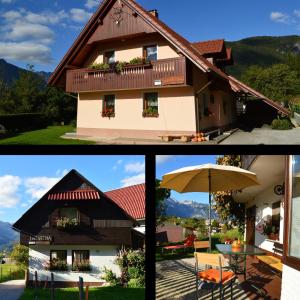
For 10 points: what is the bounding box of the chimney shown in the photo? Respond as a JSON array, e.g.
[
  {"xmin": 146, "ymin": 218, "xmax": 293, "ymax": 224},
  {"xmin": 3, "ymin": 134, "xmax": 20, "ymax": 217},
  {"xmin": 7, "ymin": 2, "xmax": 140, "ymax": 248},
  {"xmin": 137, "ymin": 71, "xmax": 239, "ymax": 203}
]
[{"xmin": 148, "ymin": 9, "xmax": 159, "ymax": 18}]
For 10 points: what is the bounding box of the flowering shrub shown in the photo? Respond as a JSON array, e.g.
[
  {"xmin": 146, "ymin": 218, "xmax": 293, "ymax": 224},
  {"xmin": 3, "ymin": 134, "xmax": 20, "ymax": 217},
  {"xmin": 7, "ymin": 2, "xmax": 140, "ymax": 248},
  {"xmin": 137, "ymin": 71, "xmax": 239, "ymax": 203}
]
[
  {"xmin": 102, "ymin": 107, "xmax": 115, "ymax": 118},
  {"xmin": 102, "ymin": 248, "xmax": 145, "ymax": 288}
]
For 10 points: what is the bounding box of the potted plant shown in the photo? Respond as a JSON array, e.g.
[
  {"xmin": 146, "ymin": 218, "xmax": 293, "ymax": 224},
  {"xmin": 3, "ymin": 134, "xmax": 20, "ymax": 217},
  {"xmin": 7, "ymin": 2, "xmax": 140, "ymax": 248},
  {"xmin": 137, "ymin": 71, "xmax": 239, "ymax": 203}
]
[
  {"xmin": 72, "ymin": 260, "xmax": 92, "ymax": 272},
  {"xmin": 142, "ymin": 107, "xmax": 159, "ymax": 118},
  {"xmin": 89, "ymin": 62, "xmax": 110, "ymax": 72},
  {"xmin": 102, "ymin": 107, "xmax": 115, "ymax": 118},
  {"xmin": 48, "ymin": 258, "xmax": 68, "ymax": 271},
  {"xmin": 125, "ymin": 57, "xmax": 151, "ymax": 69},
  {"xmin": 56, "ymin": 217, "xmax": 79, "ymax": 230},
  {"xmin": 115, "ymin": 61, "xmax": 128, "ymax": 73}
]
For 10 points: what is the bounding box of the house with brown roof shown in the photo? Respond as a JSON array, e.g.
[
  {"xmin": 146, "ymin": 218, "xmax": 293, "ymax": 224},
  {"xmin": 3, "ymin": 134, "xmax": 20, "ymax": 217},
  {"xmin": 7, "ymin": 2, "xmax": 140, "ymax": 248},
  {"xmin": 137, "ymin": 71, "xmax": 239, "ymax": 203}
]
[
  {"xmin": 48, "ymin": 0, "xmax": 289, "ymax": 140},
  {"xmin": 13, "ymin": 169, "xmax": 145, "ymax": 287}
]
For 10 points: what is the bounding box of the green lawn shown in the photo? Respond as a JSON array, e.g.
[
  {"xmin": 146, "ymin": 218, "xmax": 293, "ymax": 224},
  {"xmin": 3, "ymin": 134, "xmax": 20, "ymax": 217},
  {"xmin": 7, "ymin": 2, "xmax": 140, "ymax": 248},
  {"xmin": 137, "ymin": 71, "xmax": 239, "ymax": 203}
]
[
  {"xmin": 0, "ymin": 126, "xmax": 95, "ymax": 145},
  {"xmin": 0, "ymin": 264, "xmax": 25, "ymax": 283},
  {"xmin": 20, "ymin": 287, "xmax": 145, "ymax": 300}
]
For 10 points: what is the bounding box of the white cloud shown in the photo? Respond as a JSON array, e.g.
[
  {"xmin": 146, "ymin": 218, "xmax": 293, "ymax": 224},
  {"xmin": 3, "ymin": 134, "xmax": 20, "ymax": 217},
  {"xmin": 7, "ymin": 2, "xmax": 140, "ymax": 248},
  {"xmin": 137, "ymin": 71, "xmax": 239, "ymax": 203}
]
[
  {"xmin": 112, "ymin": 159, "xmax": 123, "ymax": 170},
  {"xmin": 0, "ymin": 42, "xmax": 52, "ymax": 64},
  {"xmin": 270, "ymin": 12, "xmax": 290, "ymax": 24},
  {"xmin": 24, "ymin": 176, "xmax": 60, "ymax": 200},
  {"xmin": 121, "ymin": 173, "xmax": 145, "ymax": 187},
  {"xmin": 3, "ymin": 9, "xmax": 68, "ymax": 25},
  {"xmin": 5, "ymin": 22, "xmax": 54, "ymax": 43},
  {"xmin": 156, "ymin": 155, "xmax": 175, "ymax": 164},
  {"xmin": 1, "ymin": 0, "xmax": 14, "ymax": 3},
  {"xmin": 55, "ymin": 169, "xmax": 69, "ymax": 177},
  {"xmin": 85, "ymin": 0, "xmax": 99, "ymax": 9},
  {"xmin": 125, "ymin": 162, "xmax": 145, "ymax": 173},
  {"xmin": 295, "ymin": 10, "xmax": 300, "ymax": 17},
  {"xmin": 0, "ymin": 175, "xmax": 21, "ymax": 208},
  {"xmin": 70, "ymin": 8, "xmax": 92, "ymax": 23}
]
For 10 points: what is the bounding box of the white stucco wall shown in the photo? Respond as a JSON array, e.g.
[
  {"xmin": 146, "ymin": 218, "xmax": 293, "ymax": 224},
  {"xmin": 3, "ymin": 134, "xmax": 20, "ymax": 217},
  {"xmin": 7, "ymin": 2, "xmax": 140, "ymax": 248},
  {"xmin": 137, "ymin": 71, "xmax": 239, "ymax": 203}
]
[
  {"xmin": 246, "ymin": 184, "xmax": 284, "ymax": 253},
  {"xmin": 29, "ymin": 245, "xmax": 120, "ymax": 282},
  {"xmin": 77, "ymin": 87, "xmax": 197, "ymax": 132},
  {"xmin": 281, "ymin": 264, "xmax": 300, "ymax": 299}
]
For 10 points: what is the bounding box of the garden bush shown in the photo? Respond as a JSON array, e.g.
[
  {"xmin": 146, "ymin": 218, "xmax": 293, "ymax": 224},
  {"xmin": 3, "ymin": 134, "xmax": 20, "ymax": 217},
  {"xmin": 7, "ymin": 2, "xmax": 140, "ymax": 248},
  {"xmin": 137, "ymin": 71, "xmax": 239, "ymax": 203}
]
[
  {"xmin": 0, "ymin": 113, "xmax": 48, "ymax": 133},
  {"xmin": 271, "ymin": 118, "xmax": 293, "ymax": 130},
  {"xmin": 101, "ymin": 267, "xmax": 121, "ymax": 287}
]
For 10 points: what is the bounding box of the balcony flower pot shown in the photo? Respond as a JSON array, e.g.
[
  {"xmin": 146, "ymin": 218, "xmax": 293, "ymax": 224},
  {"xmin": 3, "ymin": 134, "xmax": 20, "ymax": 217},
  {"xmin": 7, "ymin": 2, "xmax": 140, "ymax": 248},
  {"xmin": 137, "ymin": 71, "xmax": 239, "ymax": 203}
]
[
  {"xmin": 46, "ymin": 259, "xmax": 68, "ymax": 271},
  {"xmin": 142, "ymin": 108, "xmax": 159, "ymax": 118},
  {"xmin": 56, "ymin": 217, "xmax": 79, "ymax": 231}
]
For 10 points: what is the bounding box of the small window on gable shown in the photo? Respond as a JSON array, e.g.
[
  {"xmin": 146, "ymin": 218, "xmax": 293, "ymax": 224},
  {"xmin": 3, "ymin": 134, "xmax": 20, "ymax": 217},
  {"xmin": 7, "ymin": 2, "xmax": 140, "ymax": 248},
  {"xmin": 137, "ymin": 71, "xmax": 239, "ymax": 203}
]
[
  {"xmin": 143, "ymin": 92, "xmax": 158, "ymax": 117},
  {"xmin": 102, "ymin": 95, "xmax": 115, "ymax": 118},
  {"xmin": 144, "ymin": 45, "xmax": 157, "ymax": 62},
  {"xmin": 104, "ymin": 51, "xmax": 115, "ymax": 64},
  {"xmin": 60, "ymin": 208, "xmax": 78, "ymax": 220}
]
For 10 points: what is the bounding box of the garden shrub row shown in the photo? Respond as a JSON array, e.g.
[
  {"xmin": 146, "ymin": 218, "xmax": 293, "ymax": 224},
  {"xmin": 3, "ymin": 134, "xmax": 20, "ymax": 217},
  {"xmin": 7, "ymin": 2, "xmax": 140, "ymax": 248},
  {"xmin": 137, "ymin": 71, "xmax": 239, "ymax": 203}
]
[{"xmin": 0, "ymin": 113, "xmax": 49, "ymax": 133}]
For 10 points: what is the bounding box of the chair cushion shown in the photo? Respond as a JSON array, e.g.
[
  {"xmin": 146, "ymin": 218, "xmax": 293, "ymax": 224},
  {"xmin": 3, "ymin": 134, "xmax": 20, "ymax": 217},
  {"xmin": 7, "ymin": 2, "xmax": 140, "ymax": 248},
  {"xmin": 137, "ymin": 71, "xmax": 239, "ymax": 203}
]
[{"xmin": 198, "ymin": 269, "xmax": 235, "ymax": 283}]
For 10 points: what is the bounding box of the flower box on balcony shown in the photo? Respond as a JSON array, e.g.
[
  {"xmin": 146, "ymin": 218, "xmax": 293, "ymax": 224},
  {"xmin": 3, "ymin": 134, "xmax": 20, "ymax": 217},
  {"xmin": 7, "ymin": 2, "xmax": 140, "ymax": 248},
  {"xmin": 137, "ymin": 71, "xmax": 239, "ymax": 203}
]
[
  {"xmin": 56, "ymin": 217, "xmax": 79, "ymax": 230},
  {"xmin": 123, "ymin": 62, "xmax": 152, "ymax": 70}
]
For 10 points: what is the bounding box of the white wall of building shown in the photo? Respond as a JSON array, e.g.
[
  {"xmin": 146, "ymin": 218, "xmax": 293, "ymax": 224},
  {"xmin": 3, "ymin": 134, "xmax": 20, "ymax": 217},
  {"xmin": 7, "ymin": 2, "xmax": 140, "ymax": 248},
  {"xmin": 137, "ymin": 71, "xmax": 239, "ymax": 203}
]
[
  {"xmin": 29, "ymin": 245, "xmax": 120, "ymax": 282},
  {"xmin": 281, "ymin": 264, "xmax": 300, "ymax": 299},
  {"xmin": 246, "ymin": 184, "xmax": 284, "ymax": 253}
]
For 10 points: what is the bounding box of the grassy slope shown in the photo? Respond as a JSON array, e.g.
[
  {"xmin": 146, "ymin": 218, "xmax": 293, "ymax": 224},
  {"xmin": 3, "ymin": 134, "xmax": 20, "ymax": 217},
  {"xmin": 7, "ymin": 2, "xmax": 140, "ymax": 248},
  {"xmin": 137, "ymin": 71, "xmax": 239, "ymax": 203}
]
[
  {"xmin": 226, "ymin": 35, "xmax": 300, "ymax": 78},
  {"xmin": 0, "ymin": 126, "xmax": 95, "ymax": 145},
  {"xmin": 0, "ymin": 264, "xmax": 24, "ymax": 283},
  {"xmin": 20, "ymin": 287, "xmax": 145, "ymax": 300}
]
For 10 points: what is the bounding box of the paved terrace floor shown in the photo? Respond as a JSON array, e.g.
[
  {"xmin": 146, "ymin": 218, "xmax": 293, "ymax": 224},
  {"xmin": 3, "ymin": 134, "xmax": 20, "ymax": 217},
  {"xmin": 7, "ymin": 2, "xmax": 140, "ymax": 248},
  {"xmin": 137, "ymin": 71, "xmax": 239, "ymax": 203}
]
[{"xmin": 156, "ymin": 256, "xmax": 281, "ymax": 300}]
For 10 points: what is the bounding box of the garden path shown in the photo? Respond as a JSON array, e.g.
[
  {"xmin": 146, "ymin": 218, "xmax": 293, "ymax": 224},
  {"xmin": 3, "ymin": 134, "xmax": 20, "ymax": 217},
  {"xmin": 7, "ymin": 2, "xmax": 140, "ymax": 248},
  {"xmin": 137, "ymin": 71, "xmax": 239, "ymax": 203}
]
[{"xmin": 0, "ymin": 279, "xmax": 25, "ymax": 300}]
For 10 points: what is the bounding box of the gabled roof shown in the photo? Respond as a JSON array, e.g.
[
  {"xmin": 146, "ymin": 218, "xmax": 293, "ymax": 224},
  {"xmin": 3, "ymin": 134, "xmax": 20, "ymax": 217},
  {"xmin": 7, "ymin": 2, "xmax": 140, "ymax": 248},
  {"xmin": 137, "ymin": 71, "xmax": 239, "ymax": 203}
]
[
  {"xmin": 48, "ymin": 0, "xmax": 225, "ymax": 87},
  {"xmin": 192, "ymin": 39, "xmax": 225, "ymax": 55},
  {"xmin": 105, "ymin": 183, "xmax": 145, "ymax": 220},
  {"xmin": 13, "ymin": 169, "xmax": 137, "ymax": 232},
  {"xmin": 48, "ymin": 0, "xmax": 290, "ymax": 116}
]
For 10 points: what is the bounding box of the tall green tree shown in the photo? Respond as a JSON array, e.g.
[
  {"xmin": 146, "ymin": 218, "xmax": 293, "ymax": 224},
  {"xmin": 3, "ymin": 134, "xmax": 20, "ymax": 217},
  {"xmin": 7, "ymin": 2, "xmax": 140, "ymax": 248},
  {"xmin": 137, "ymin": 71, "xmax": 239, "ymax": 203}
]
[
  {"xmin": 10, "ymin": 243, "xmax": 29, "ymax": 270},
  {"xmin": 11, "ymin": 65, "xmax": 45, "ymax": 113},
  {"xmin": 213, "ymin": 155, "xmax": 245, "ymax": 232},
  {"xmin": 242, "ymin": 64, "xmax": 299, "ymax": 104},
  {"xmin": 156, "ymin": 179, "xmax": 171, "ymax": 227}
]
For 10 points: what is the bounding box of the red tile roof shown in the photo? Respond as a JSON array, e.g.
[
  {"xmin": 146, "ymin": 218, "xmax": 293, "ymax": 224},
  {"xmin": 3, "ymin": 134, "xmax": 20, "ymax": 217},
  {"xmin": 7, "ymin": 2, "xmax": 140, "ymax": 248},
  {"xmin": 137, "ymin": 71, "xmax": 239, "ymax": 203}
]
[
  {"xmin": 192, "ymin": 39, "xmax": 225, "ymax": 55},
  {"xmin": 48, "ymin": 190, "xmax": 100, "ymax": 200},
  {"xmin": 105, "ymin": 184, "xmax": 145, "ymax": 220}
]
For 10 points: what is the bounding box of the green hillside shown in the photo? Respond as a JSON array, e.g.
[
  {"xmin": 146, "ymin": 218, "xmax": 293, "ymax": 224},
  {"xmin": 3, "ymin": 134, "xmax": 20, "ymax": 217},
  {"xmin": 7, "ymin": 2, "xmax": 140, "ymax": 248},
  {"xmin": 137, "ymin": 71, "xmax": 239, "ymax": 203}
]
[{"xmin": 226, "ymin": 35, "xmax": 300, "ymax": 78}]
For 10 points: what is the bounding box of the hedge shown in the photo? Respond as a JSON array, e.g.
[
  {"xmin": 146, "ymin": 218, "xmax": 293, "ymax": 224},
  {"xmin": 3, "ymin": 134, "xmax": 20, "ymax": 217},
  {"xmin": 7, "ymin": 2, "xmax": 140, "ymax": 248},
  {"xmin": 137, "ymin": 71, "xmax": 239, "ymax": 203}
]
[
  {"xmin": 0, "ymin": 113, "xmax": 49, "ymax": 133},
  {"xmin": 271, "ymin": 118, "xmax": 293, "ymax": 130}
]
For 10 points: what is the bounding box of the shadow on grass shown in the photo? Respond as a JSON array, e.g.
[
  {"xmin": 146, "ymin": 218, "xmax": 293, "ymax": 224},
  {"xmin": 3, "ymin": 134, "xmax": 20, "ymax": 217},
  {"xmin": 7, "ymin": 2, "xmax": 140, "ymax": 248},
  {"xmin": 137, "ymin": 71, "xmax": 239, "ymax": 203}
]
[{"xmin": 20, "ymin": 286, "xmax": 145, "ymax": 300}]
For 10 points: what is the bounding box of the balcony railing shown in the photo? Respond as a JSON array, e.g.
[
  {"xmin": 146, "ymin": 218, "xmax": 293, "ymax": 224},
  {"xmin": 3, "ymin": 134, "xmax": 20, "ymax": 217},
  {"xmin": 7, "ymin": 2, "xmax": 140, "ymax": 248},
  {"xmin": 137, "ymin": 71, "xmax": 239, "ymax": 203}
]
[{"xmin": 66, "ymin": 57, "xmax": 188, "ymax": 93}]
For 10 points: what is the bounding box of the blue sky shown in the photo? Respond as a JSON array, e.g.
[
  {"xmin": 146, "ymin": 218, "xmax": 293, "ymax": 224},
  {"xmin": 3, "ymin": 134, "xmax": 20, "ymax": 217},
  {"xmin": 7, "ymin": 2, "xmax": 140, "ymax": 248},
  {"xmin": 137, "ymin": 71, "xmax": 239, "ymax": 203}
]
[
  {"xmin": 0, "ymin": 0, "xmax": 299, "ymax": 72},
  {"xmin": 0, "ymin": 155, "xmax": 145, "ymax": 223},
  {"xmin": 156, "ymin": 155, "xmax": 218, "ymax": 205}
]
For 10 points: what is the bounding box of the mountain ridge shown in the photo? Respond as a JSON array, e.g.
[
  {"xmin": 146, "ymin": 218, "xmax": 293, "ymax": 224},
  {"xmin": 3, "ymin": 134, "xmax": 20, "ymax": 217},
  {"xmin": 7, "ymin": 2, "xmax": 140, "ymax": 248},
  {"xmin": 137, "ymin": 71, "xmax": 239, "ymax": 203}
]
[
  {"xmin": 0, "ymin": 220, "xmax": 19, "ymax": 251},
  {"xmin": 165, "ymin": 198, "xmax": 218, "ymax": 219}
]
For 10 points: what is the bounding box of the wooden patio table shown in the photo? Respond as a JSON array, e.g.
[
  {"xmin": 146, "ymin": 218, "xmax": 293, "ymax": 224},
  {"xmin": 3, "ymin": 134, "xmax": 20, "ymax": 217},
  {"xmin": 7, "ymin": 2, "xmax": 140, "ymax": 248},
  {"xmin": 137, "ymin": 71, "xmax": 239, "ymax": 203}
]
[{"xmin": 216, "ymin": 244, "xmax": 266, "ymax": 279}]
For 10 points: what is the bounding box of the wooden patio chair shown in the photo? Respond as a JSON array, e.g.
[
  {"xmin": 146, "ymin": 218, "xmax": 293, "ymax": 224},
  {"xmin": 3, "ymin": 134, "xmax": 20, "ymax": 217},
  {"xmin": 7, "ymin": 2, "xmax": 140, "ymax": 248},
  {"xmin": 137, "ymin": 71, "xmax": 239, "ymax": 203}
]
[
  {"xmin": 194, "ymin": 241, "xmax": 210, "ymax": 252},
  {"xmin": 195, "ymin": 252, "xmax": 236, "ymax": 300}
]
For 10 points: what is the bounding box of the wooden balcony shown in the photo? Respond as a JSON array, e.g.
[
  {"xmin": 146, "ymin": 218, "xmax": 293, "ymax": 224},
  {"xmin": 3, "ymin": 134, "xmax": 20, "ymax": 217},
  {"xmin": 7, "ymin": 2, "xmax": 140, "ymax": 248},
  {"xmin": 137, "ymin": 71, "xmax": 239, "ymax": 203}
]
[{"xmin": 66, "ymin": 57, "xmax": 189, "ymax": 93}]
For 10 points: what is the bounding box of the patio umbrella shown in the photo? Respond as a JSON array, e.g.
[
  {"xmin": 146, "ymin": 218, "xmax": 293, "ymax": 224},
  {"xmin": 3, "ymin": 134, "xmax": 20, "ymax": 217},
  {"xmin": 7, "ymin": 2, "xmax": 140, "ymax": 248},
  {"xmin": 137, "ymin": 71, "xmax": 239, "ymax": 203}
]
[{"xmin": 160, "ymin": 163, "xmax": 259, "ymax": 251}]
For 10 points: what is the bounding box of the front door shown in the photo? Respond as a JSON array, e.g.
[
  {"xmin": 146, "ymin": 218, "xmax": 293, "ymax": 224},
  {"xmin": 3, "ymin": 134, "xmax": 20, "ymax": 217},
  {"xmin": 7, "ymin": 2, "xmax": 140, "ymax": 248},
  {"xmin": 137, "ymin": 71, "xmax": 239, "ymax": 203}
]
[{"xmin": 246, "ymin": 206, "xmax": 256, "ymax": 245}]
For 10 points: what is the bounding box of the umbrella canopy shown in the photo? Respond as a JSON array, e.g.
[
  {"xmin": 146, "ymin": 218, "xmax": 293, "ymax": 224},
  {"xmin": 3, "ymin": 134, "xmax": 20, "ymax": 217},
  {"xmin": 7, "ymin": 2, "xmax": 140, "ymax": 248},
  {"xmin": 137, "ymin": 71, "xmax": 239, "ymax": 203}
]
[
  {"xmin": 160, "ymin": 163, "xmax": 259, "ymax": 251},
  {"xmin": 160, "ymin": 164, "xmax": 259, "ymax": 192}
]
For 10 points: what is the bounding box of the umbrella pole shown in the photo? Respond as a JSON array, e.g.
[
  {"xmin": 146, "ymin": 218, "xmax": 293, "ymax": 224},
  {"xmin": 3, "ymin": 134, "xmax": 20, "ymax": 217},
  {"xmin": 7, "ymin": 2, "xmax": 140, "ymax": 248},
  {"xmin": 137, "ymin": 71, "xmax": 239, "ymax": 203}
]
[{"xmin": 209, "ymin": 170, "xmax": 212, "ymax": 252}]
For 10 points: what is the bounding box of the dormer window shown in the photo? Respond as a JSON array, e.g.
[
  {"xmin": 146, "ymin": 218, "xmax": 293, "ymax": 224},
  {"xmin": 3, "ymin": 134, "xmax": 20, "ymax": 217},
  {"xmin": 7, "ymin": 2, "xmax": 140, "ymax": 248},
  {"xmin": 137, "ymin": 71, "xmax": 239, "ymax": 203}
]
[
  {"xmin": 104, "ymin": 50, "xmax": 115, "ymax": 64},
  {"xmin": 144, "ymin": 45, "xmax": 157, "ymax": 62}
]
